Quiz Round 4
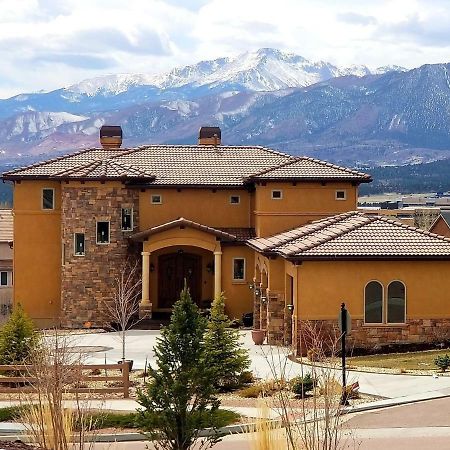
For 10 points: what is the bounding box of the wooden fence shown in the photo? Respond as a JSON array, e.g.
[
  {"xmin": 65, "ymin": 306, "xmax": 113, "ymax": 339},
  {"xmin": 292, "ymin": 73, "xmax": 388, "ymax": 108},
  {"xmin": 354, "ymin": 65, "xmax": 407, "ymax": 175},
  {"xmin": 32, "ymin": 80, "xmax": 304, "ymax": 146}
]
[{"xmin": 0, "ymin": 363, "xmax": 130, "ymax": 398}]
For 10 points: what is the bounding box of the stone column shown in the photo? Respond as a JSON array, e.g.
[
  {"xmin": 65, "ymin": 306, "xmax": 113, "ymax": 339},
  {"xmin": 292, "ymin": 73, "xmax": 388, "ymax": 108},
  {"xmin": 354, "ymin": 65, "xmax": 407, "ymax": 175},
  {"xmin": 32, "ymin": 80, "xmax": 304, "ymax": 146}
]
[
  {"xmin": 266, "ymin": 289, "xmax": 285, "ymax": 346},
  {"xmin": 139, "ymin": 251, "xmax": 152, "ymax": 319},
  {"xmin": 213, "ymin": 250, "xmax": 222, "ymax": 299}
]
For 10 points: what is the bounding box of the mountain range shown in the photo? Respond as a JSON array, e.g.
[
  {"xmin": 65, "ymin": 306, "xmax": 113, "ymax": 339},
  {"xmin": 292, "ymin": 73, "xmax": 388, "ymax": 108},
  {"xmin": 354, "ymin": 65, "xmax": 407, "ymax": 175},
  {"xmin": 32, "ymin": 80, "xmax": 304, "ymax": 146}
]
[{"xmin": 1, "ymin": 47, "xmax": 450, "ymax": 168}]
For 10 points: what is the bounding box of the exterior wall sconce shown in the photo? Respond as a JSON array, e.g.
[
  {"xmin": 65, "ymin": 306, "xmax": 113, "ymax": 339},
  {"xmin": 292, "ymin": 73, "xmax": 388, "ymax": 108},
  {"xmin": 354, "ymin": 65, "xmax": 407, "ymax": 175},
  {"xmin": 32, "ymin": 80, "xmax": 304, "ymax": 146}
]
[
  {"xmin": 261, "ymin": 296, "xmax": 267, "ymax": 305},
  {"xmin": 150, "ymin": 263, "xmax": 155, "ymax": 272},
  {"xmin": 206, "ymin": 262, "xmax": 214, "ymax": 273},
  {"xmin": 287, "ymin": 304, "xmax": 294, "ymax": 313},
  {"xmin": 254, "ymin": 287, "xmax": 261, "ymax": 297}
]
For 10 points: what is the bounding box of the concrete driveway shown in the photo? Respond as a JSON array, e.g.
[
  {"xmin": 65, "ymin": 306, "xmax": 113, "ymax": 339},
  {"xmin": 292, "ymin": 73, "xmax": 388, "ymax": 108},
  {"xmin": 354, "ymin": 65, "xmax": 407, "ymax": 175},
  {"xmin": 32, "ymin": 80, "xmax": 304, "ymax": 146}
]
[{"xmin": 70, "ymin": 329, "xmax": 450, "ymax": 399}]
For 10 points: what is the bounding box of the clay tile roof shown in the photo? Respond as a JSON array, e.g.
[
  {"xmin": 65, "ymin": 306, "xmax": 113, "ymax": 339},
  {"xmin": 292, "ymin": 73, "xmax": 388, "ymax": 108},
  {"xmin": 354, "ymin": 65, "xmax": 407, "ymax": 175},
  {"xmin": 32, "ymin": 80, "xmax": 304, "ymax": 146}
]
[
  {"xmin": 129, "ymin": 217, "xmax": 242, "ymax": 242},
  {"xmin": 2, "ymin": 145, "xmax": 371, "ymax": 186},
  {"xmin": 0, "ymin": 209, "xmax": 13, "ymax": 242},
  {"xmin": 248, "ymin": 211, "xmax": 450, "ymax": 260},
  {"xmin": 247, "ymin": 157, "xmax": 371, "ymax": 182}
]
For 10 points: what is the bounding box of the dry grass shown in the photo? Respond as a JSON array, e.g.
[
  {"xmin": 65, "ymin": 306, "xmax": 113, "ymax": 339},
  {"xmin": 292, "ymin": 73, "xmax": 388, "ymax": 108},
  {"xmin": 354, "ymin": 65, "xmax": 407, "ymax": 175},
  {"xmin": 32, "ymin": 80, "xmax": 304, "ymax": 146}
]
[{"xmin": 347, "ymin": 349, "xmax": 450, "ymax": 371}]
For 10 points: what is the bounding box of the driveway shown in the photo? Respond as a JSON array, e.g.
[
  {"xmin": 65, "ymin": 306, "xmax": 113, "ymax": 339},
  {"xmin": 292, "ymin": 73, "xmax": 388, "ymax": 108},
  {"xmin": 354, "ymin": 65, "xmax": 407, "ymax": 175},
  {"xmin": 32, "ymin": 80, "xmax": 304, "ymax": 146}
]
[{"xmin": 70, "ymin": 329, "xmax": 450, "ymax": 399}]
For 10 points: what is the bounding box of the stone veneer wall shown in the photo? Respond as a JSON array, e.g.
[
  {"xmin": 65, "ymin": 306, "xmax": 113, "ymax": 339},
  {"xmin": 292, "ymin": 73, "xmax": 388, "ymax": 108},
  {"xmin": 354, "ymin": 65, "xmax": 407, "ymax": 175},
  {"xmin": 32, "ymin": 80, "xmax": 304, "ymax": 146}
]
[
  {"xmin": 294, "ymin": 318, "xmax": 450, "ymax": 356},
  {"xmin": 60, "ymin": 185, "xmax": 140, "ymax": 328},
  {"xmin": 266, "ymin": 290, "xmax": 284, "ymax": 345}
]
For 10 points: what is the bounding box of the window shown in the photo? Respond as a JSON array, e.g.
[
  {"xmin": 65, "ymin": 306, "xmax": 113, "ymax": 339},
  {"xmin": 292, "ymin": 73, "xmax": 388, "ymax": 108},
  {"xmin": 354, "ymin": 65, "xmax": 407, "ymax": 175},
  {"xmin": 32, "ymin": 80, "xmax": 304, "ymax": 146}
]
[
  {"xmin": 0, "ymin": 272, "xmax": 7, "ymax": 286},
  {"xmin": 232, "ymin": 258, "xmax": 246, "ymax": 281},
  {"xmin": 151, "ymin": 194, "xmax": 162, "ymax": 204},
  {"xmin": 271, "ymin": 190, "xmax": 283, "ymax": 200},
  {"xmin": 335, "ymin": 190, "xmax": 346, "ymax": 200},
  {"xmin": 121, "ymin": 208, "xmax": 133, "ymax": 231},
  {"xmin": 364, "ymin": 281, "xmax": 383, "ymax": 324},
  {"xmin": 42, "ymin": 188, "xmax": 54, "ymax": 210},
  {"xmin": 96, "ymin": 222, "xmax": 110, "ymax": 244},
  {"xmin": 230, "ymin": 195, "xmax": 240, "ymax": 205},
  {"xmin": 74, "ymin": 233, "xmax": 85, "ymax": 256},
  {"xmin": 387, "ymin": 281, "xmax": 406, "ymax": 323}
]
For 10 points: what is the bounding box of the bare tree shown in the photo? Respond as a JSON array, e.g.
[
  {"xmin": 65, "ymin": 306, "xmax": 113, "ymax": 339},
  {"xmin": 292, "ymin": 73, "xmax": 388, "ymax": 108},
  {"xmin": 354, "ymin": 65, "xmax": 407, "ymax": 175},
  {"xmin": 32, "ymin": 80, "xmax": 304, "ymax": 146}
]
[{"xmin": 103, "ymin": 260, "xmax": 142, "ymax": 363}]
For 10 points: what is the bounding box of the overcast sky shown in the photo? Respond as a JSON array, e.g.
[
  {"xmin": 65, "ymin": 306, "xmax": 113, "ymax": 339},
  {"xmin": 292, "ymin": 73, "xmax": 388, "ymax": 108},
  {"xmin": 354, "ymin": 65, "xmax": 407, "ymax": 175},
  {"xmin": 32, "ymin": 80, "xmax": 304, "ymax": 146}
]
[{"xmin": 1, "ymin": 0, "xmax": 450, "ymax": 98}]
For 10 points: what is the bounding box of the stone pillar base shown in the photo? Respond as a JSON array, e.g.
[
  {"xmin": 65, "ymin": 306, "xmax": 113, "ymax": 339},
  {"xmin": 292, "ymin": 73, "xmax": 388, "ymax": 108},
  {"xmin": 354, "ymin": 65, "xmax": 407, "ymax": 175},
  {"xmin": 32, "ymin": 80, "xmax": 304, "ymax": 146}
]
[{"xmin": 139, "ymin": 303, "xmax": 153, "ymax": 320}]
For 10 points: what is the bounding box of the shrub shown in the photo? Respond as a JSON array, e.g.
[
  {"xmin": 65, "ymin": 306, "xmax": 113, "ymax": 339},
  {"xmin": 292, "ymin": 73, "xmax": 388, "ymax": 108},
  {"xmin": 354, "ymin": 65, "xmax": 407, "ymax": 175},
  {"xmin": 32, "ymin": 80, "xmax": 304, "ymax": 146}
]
[
  {"xmin": 238, "ymin": 379, "xmax": 285, "ymax": 398},
  {"xmin": 0, "ymin": 304, "xmax": 39, "ymax": 365},
  {"xmin": 238, "ymin": 370, "xmax": 254, "ymax": 385},
  {"xmin": 435, "ymin": 354, "xmax": 450, "ymax": 372},
  {"xmin": 290, "ymin": 374, "xmax": 315, "ymax": 398},
  {"xmin": 136, "ymin": 284, "xmax": 222, "ymax": 450},
  {"xmin": 204, "ymin": 294, "xmax": 250, "ymax": 391}
]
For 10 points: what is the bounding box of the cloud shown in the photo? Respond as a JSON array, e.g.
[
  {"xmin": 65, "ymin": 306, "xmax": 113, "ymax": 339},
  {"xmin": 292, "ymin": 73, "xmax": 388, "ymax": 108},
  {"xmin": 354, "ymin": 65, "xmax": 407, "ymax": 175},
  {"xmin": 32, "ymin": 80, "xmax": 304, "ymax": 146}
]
[
  {"xmin": 34, "ymin": 53, "xmax": 117, "ymax": 70},
  {"xmin": 337, "ymin": 12, "xmax": 377, "ymax": 26}
]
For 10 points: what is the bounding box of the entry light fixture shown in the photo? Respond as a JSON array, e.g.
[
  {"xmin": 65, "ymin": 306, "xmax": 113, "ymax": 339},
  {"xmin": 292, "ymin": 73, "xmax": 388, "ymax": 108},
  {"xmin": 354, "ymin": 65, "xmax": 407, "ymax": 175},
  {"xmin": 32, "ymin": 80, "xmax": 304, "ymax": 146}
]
[
  {"xmin": 261, "ymin": 296, "xmax": 267, "ymax": 305},
  {"xmin": 150, "ymin": 263, "xmax": 155, "ymax": 272},
  {"xmin": 287, "ymin": 304, "xmax": 294, "ymax": 313},
  {"xmin": 206, "ymin": 262, "xmax": 214, "ymax": 273}
]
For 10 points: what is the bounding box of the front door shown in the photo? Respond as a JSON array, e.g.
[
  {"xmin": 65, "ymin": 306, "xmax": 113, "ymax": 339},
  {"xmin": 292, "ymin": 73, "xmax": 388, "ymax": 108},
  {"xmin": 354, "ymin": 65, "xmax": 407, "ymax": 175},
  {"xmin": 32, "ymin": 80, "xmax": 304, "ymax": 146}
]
[{"xmin": 158, "ymin": 252, "xmax": 202, "ymax": 308}]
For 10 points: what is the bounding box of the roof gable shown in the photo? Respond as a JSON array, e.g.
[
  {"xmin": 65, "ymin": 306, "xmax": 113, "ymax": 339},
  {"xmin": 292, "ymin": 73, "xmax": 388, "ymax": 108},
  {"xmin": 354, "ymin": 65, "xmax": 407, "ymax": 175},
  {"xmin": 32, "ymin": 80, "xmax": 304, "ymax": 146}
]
[{"xmin": 248, "ymin": 211, "xmax": 450, "ymax": 260}]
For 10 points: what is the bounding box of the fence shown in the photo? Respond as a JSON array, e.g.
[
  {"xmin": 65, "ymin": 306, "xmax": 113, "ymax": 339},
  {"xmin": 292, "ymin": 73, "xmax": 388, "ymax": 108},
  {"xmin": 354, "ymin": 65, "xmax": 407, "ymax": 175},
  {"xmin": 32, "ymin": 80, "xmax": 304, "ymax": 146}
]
[{"xmin": 0, "ymin": 363, "xmax": 130, "ymax": 398}]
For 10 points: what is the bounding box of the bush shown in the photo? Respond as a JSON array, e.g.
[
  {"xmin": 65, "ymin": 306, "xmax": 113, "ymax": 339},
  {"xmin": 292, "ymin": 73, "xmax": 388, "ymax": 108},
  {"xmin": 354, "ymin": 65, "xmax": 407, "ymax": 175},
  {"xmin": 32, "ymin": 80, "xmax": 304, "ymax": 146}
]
[
  {"xmin": 0, "ymin": 304, "xmax": 39, "ymax": 365},
  {"xmin": 435, "ymin": 354, "xmax": 450, "ymax": 372},
  {"xmin": 238, "ymin": 379, "xmax": 286, "ymax": 398},
  {"xmin": 238, "ymin": 370, "xmax": 254, "ymax": 385},
  {"xmin": 290, "ymin": 374, "xmax": 315, "ymax": 398}
]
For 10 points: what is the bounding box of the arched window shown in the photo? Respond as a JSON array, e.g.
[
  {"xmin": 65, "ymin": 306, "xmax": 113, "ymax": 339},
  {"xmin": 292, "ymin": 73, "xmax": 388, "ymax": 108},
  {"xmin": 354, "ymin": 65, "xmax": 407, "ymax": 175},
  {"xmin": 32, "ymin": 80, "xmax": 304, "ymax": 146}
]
[
  {"xmin": 387, "ymin": 281, "xmax": 406, "ymax": 323},
  {"xmin": 365, "ymin": 281, "xmax": 383, "ymax": 323}
]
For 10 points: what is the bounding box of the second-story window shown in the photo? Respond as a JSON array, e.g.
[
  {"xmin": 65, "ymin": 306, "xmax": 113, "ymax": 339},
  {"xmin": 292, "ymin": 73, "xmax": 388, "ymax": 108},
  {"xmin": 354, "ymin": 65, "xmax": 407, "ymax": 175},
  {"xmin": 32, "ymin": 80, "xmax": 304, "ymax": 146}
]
[
  {"xmin": 271, "ymin": 190, "xmax": 283, "ymax": 200},
  {"xmin": 42, "ymin": 188, "xmax": 54, "ymax": 210},
  {"xmin": 335, "ymin": 190, "xmax": 347, "ymax": 200},
  {"xmin": 0, "ymin": 271, "xmax": 8, "ymax": 286},
  {"xmin": 74, "ymin": 233, "xmax": 85, "ymax": 256},
  {"xmin": 96, "ymin": 222, "xmax": 110, "ymax": 244},
  {"xmin": 151, "ymin": 194, "xmax": 162, "ymax": 204},
  {"xmin": 121, "ymin": 208, "xmax": 133, "ymax": 231},
  {"xmin": 230, "ymin": 195, "xmax": 240, "ymax": 204}
]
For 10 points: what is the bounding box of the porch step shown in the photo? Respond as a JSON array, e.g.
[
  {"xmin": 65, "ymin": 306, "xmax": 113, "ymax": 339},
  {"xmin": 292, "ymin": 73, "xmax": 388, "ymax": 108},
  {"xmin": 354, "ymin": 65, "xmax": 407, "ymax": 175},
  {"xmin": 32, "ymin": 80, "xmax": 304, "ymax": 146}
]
[{"xmin": 133, "ymin": 312, "xmax": 171, "ymax": 330}]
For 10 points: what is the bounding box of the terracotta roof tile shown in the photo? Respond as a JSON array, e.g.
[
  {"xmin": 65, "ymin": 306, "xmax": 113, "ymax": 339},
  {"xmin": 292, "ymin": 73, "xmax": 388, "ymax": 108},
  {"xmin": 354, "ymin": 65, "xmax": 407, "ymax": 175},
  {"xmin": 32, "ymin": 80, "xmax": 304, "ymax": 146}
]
[
  {"xmin": 248, "ymin": 211, "xmax": 450, "ymax": 259},
  {"xmin": 3, "ymin": 145, "xmax": 371, "ymax": 186}
]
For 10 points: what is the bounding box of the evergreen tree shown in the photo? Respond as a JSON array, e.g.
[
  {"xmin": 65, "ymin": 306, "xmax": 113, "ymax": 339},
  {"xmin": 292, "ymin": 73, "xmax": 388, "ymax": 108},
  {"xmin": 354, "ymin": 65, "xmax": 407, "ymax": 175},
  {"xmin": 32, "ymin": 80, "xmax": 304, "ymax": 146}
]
[
  {"xmin": 204, "ymin": 293, "xmax": 250, "ymax": 391},
  {"xmin": 137, "ymin": 285, "xmax": 221, "ymax": 450},
  {"xmin": 0, "ymin": 304, "xmax": 39, "ymax": 364}
]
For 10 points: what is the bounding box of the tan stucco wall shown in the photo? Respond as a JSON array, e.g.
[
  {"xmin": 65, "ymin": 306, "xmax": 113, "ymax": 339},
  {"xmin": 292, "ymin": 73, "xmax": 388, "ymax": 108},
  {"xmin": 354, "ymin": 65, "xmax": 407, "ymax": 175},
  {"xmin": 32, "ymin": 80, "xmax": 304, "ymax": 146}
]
[
  {"xmin": 254, "ymin": 182, "xmax": 358, "ymax": 236},
  {"xmin": 13, "ymin": 180, "xmax": 61, "ymax": 326},
  {"xmin": 295, "ymin": 260, "xmax": 450, "ymax": 321},
  {"xmin": 139, "ymin": 188, "xmax": 252, "ymax": 229}
]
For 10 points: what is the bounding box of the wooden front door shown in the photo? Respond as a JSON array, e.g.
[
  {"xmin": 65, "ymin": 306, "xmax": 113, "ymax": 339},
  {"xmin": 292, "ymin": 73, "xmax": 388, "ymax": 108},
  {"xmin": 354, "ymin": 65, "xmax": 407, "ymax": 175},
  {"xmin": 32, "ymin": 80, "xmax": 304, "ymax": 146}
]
[{"xmin": 158, "ymin": 252, "xmax": 202, "ymax": 308}]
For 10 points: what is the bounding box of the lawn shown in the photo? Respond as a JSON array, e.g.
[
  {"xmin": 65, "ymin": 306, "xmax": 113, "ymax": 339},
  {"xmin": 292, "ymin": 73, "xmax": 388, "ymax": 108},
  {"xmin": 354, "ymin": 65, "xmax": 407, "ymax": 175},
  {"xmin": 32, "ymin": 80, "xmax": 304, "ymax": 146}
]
[{"xmin": 347, "ymin": 349, "xmax": 450, "ymax": 371}]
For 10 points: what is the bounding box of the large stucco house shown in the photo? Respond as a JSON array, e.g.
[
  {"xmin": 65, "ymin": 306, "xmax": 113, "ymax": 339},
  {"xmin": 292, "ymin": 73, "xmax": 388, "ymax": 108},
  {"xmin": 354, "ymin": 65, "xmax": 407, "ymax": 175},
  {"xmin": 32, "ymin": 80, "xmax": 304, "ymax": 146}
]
[{"xmin": 3, "ymin": 126, "xmax": 450, "ymax": 352}]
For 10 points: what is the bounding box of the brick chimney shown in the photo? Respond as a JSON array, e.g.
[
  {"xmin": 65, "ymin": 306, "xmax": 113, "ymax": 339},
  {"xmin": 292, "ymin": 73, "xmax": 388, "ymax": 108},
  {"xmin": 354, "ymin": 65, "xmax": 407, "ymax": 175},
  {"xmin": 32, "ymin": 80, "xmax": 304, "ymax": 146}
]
[
  {"xmin": 100, "ymin": 125, "xmax": 123, "ymax": 149},
  {"xmin": 198, "ymin": 126, "xmax": 221, "ymax": 146}
]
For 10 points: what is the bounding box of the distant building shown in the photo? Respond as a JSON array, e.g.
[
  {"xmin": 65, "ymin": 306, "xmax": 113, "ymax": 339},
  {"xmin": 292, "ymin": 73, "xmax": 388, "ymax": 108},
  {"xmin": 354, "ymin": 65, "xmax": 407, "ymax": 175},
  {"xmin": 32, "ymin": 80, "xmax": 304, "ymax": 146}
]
[{"xmin": 0, "ymin": 209, "xmax": 13, "ymax": 321}]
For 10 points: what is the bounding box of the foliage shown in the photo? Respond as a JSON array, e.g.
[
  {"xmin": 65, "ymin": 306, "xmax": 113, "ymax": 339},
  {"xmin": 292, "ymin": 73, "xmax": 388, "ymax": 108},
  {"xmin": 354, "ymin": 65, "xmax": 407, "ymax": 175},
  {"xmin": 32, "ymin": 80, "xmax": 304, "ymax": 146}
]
[
  {"xmin": 204, "ymin": 293, "xmax": 250, "ymax": 391},
  {"xmin": 238, "ymin": 370, "xmax": 254, "ymax": 385},
  {"xmin": 290, "ymin": 373, "xmax": 315, "ymax": 398},
  {"xmin": 238, "ymin": 379, "xmax": 286, "ymax": 398},
  {"xmin": 434, "ymin": 354, "xmax": 450, "ymax": 372},
  {"xmin": 0, "ymin": 304, "xmax": 39, "ymax": 365},
  {"xmin": 0, "ymin": 405, "xmax": 30, "ymax": 422},
  {"xmin": 136, "ymin": 284, "xmax": 222, "ymax": 450}
]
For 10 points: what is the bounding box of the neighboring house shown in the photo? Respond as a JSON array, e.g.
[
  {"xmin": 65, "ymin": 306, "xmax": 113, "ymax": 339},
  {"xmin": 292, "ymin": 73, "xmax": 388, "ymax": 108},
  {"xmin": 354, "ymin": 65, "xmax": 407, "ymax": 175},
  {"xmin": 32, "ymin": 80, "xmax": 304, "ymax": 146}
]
[
  {"xmin": 0, "ymin": 209, "xmax": 13, "ymax": 320},
  {"xmin": 3, "ymin": 126, "xmax": 450, "ymax": 351},
  {"xmin": 429, "ymin": 210, "xmax": 450, "ymax": 237}
]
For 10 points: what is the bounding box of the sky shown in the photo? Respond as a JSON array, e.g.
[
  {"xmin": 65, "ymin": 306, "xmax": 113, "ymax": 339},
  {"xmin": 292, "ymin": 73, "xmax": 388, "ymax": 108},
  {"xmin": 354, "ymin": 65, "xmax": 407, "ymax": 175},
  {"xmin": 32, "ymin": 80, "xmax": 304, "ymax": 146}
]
[{"xmin": 1, "ymin": 0, "xmax": 450, "ymax": 98}]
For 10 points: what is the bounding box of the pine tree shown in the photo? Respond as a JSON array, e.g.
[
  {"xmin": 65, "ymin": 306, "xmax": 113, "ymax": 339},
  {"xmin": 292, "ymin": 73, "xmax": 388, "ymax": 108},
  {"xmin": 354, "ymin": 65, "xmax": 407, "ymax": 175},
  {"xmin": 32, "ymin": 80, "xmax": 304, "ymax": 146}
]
[
  {"xmin": 0, "ymin": 304, "xmax": 39, "ymax": 364},
  {"xmin": 137, "ymin": 284, "xmax": 221, "ymax": 450},
  {"xmin": 204, "ymin": 293, "xmax": 250, "ymax": 391}
]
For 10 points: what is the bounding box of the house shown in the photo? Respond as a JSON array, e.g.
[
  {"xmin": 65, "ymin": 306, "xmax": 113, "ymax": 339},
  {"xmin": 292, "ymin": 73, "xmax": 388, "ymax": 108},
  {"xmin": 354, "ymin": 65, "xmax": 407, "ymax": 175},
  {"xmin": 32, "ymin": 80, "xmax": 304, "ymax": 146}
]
[
  {"xmin": 2, "ymin": 126, "xmax": 370, "ymax": 329},
  {"xmin": 429, "ymin": 211, "xmax": 450, "ymax": 237},
  {"xmin": 3, "ymin": 126, "xmax": 449, "ymax": 351},
  {"xmin": 0, "ymin": 209, "xmax": 13, "ymax": 321}
]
